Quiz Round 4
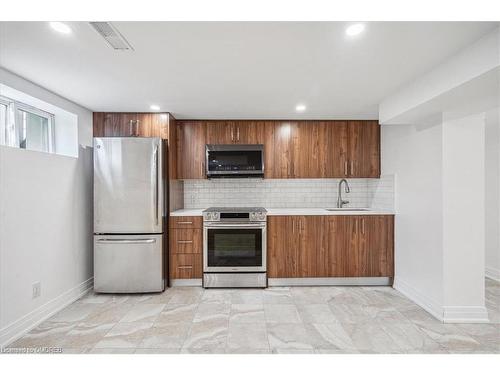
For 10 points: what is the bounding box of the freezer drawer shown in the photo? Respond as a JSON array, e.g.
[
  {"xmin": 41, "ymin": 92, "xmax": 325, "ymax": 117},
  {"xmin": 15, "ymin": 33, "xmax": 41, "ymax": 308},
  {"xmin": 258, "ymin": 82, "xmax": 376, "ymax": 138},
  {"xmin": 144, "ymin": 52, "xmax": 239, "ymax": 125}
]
[{"xmin": 94, "ymin": 234, "xmax": 164, "ymax": 293}]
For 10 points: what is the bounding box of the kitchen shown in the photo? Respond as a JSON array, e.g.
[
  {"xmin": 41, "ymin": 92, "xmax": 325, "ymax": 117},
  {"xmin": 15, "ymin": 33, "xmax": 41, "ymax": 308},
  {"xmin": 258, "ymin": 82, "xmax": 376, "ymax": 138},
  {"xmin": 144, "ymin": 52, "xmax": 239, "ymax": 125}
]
[{"xmin": 0, "ymin": 11, "xmax": 499, "ymax": 370}]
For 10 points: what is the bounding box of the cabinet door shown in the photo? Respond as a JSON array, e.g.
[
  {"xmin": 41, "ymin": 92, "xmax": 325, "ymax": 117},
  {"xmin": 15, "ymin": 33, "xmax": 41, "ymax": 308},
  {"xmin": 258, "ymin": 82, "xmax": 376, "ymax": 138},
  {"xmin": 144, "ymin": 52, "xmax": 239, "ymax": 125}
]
[
  {"xmin": 348, "ymin": 120, "xmax": 380, "ymax": 177},
  {"xmin": 233, "ymin": 122, "xmax": 265, "ymax": 144},
  {"xmin": 267, "ymin": 216, "xmax": 300, "ymax": 277},
  {"xmin": 265, "ymin": 122, "xmax": 298, "ymax": 178},
  {"xmin": 292, "ymin": 122, "xmax": 348, "ymax": 178},
  {"xmin": 176, "ymin": 121, "xmax": 207, "ymax": 179},
  {"xmin": 134, "ymin": 113, "xmax": 164, "ymax": 138},
  {"xmin": 360, "ymin": 216, "xmax": 394, "ymax": 277},
  {"xmin": 326, "ymin": 216, "xmax": 355, "ymax": 276},
  {"xmin": 102, "ymin": 113, "xmax": 138, "ymax": 136},
  {"xmin": 298, "ymin": 216, "xmax": 327, "ymax": 277},
  {"xmin": 342, "ymin": 216, "xmax": 363, "ymax": 277},
  {"xmin": 293, "ymin": 122, "xmax": 318, "ymax": 178},
  {"xmin": 206, "ymin": 121, "xmax": 235, "ymax": 144},
  {"xmin": 326, "ymin": 121, "xmax": 349, "ymax": 177}
]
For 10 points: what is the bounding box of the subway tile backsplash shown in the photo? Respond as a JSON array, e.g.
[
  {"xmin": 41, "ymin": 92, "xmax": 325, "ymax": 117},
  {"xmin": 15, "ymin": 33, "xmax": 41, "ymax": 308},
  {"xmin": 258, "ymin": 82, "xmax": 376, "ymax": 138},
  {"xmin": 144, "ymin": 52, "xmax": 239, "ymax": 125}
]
[{"xmin": 183, "ymin": 176, "xmax": 395, "ymax": 210}]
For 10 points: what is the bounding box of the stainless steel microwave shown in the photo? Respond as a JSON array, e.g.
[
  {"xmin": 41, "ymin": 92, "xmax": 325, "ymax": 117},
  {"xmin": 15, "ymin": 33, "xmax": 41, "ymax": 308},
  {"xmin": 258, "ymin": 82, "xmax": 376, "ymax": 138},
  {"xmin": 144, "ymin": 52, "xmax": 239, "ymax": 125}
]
[{"xmin": 205, "ymin": 144, "xmax": 264, "ymax": 178}]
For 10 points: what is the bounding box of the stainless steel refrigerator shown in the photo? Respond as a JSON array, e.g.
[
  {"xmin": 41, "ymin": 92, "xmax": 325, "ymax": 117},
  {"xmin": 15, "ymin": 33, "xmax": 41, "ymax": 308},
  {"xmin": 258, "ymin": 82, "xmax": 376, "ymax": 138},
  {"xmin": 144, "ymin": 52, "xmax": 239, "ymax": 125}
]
[{"xmin": 93, "ymin": 137, "xmax": 166, "ymax": 293}]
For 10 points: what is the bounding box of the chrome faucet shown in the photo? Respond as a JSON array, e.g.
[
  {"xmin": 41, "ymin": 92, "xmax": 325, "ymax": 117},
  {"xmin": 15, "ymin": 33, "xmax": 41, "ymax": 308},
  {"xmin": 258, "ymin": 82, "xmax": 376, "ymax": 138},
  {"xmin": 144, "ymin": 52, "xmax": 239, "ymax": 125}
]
[{"xmin": 337, "ymin": 179, "xmax": 350, "ymax": 208}]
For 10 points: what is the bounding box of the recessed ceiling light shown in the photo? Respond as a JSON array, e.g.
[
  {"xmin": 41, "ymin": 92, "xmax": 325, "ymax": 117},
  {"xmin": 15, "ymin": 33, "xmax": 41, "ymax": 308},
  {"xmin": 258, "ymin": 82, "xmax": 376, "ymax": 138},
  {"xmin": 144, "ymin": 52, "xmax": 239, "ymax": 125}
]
[
  {"xmin": 345, "ymin": 23, "xmax": 365, "ymax": 37},
  {"xmin": 49, "ymin": 22, "xmax": 72, "ymax": 34},
  {"xmin": 150, "ymin": 105, "xmax": 160, "ymax": 111},
  {"xmin": 295, "ymin": 104, "xmax": 306, "ymax": 112}
]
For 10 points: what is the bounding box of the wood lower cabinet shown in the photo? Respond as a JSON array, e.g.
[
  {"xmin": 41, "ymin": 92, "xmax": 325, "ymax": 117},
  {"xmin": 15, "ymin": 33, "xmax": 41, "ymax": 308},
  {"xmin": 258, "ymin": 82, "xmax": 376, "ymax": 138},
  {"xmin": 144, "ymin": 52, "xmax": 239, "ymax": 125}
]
[
  {"xmin": 169, "ymin": 216, "xmax": 203, "ymax": 279},
  {"xmin": 267, "ymin": 215, "xmax": 394, "ymax": 278},
  {"xmin": 267, "ymin": 216, "xmax": 299, "ymax": 277}
]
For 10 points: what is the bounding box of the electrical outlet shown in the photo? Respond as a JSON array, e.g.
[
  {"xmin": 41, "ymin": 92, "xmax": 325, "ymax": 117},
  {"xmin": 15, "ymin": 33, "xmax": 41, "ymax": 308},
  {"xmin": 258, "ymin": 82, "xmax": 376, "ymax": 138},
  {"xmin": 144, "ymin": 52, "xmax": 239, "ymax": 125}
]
[{"xmin": 32, "ymin": 282, "xmax": 41, "ymax": 299}]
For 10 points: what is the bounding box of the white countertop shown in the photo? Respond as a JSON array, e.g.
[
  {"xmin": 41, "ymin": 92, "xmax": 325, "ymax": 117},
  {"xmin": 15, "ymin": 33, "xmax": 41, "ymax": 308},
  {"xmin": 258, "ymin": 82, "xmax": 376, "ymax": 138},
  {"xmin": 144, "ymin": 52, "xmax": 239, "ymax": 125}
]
[
  {"xmin": 170, "ymin": 208, "xmax": 394, "ymax": 216},
  {"xmin": 170, "ymin": 209, "xmax": 205, "ymax": 216}
]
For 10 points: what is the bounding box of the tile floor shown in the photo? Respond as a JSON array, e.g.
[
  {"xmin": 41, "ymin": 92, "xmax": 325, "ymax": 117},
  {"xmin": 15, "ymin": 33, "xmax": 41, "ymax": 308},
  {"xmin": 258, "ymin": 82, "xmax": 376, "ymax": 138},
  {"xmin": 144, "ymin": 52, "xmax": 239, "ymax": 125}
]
[{"xmin": 5, "ymin": 279, "xmax": 500, "ymax": 354}]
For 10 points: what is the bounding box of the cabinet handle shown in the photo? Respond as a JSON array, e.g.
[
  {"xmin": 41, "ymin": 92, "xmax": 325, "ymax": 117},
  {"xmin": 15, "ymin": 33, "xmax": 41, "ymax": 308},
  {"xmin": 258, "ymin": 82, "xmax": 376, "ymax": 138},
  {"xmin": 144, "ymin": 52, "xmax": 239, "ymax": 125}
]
[
  {"xmin": 350, "ymin": 161, "xmax": 355, "ymax": 175},
  {"xmin": 361, "ymin": 218, "xmax": 365, "ymax": 235},
  {"xmin": 292, "ymin": 220, "xmax": 295, "ymax": 234},
  {"xmin": 344, "ymin": 161, "xmax": 348, "ymax": 176},
  {"xmin": 177, "ymin": 240, "xmax": 193, "ymax": 244},
  {"xmin": 129, "ymin": 120, "xmax": 133, "ymax": 135},
  {"xmin": 237, "ymin": 127, "xmax": 240, "ymax": 141},
  {"xmin": 177, "ymin": 221, "xmax": 193, "ymax": 225},
  {"xmin": 177, "ymin": 266, "xmax": 193, "ymax": 269},
  {"xmin": 231, "ymin": 127, "xmax": 234, "ymax": 141}
]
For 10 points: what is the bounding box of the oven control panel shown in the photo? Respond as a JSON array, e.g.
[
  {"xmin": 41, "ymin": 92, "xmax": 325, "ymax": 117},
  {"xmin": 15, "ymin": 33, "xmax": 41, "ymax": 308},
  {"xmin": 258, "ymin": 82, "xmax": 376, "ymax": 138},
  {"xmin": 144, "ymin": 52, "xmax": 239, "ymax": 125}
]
[{"xmin": 203, "ymin": 207, "xmax": 267, "ymax": 222}]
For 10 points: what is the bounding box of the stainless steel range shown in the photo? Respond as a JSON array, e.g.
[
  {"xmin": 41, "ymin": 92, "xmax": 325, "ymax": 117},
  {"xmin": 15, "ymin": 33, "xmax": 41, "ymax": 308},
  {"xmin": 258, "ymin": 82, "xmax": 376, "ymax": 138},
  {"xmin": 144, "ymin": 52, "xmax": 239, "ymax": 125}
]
[{"xmin": 202, "ymin": 207, "xmax": 267, "ymax": 288}]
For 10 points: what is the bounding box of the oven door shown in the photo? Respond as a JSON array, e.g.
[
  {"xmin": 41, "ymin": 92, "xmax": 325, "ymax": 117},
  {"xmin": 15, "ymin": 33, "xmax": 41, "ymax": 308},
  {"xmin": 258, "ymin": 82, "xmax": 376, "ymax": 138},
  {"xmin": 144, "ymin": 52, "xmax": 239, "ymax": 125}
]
[{"xmin": 203, "ymin": 223, "xmax": 266, "ymax": 272}]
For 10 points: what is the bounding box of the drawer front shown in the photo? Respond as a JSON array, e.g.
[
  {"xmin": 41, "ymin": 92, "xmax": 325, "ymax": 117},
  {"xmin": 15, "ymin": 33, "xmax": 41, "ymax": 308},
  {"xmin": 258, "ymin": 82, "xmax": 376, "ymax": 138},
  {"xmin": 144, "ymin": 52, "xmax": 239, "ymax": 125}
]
[
  {"xmin": 170, "ymin": 229, "xmax": 202, "ymax": 254},
  {"xmin": 170, "ymin": 253, "xmax": 202, "ymax": 279},
  {"xmin": 169, "ymin": 216, "xmax": 202, "ymax": 229}
]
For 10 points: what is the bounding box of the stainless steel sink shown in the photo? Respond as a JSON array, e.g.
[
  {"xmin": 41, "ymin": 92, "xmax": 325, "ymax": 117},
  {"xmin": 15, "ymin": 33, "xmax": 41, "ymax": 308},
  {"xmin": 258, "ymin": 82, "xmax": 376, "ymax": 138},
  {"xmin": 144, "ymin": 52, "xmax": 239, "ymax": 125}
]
[{"xmin": 324, "ymin": 208, "xmax": 370, "ymax": 211}]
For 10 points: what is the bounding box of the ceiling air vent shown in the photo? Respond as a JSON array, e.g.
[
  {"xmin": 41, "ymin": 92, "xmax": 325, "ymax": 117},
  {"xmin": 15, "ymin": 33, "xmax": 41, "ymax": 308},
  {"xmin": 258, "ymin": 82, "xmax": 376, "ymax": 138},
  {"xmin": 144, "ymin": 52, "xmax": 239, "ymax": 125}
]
[{"xmin": 89, "ymin": 22, "xmax": 134, "ymax": 51}]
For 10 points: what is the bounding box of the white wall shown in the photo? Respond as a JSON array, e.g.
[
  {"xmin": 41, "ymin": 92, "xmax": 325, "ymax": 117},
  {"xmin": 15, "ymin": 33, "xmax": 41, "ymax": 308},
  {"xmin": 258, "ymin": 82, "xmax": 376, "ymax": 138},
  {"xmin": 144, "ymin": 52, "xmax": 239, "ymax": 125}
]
[
  {"xmin": 485, "ymin": 108, "xmax": 500, "ymax": 280},
  {"xmin": 381, "ymin": 123, "xmax": 444, "ymax": 315},
  {"xmin": 442, "ymin": 114, "xmax": 486, "ymax": 321},
  {"xmin": 383, "ymin": 114, "xmax": 489, "ymax": 322},
  {"xmin": 0, "ymin": 68, "xmax": 93, "ymax": 346}
]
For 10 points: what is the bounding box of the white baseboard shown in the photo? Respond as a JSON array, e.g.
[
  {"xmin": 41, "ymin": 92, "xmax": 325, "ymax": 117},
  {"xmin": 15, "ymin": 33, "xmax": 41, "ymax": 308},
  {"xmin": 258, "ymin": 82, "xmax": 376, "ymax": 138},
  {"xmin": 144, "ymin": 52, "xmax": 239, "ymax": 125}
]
[
  {"xmin": 170, "ymin": 279, "xmax": 202, "ymax": 287},
  {"xmin": 393, "ymin": 277, "xmax": 444, "ymax": 322},
  {"xmin": 485, "ymin": 266, "xmax": 500, "ymax": 282},
  {"xmin": 394, "ymin": 277, "xmax": 490, "ymax": 323},
  {"xmin": 0, "ymin": 277, "xmax": 93, "ymax": 348},
  {"xmin": 442, "ymin": 306, "xmax": 489, "ymax": 323}
]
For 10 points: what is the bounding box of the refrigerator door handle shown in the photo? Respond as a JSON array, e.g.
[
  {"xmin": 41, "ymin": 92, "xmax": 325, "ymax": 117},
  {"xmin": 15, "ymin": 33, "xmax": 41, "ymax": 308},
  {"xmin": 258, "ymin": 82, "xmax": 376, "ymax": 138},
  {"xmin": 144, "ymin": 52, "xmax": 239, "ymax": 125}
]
[
  {"xmin": 96, "ymin": 239, "xmax": 157, "ymax": 244},
  {"xmin": 154, "ymin": 144, "xmax": 159, "ymax": 226}
]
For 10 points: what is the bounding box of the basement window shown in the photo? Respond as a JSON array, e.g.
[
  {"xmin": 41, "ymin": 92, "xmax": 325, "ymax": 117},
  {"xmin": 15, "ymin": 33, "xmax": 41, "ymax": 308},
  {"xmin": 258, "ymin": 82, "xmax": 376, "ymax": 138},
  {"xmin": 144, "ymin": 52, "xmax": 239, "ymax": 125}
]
[{"xmin": 0, "ymin": 95, "xmax": 55, "ymax": 153}]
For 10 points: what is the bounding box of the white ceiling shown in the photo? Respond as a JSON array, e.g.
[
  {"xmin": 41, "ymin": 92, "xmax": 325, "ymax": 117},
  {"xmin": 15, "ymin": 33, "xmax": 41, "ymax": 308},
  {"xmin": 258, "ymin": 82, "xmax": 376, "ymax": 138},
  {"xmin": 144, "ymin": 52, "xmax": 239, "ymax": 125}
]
[{"xmin": 0, "ymin": 22, "xmax": 497, "ymax": 119}]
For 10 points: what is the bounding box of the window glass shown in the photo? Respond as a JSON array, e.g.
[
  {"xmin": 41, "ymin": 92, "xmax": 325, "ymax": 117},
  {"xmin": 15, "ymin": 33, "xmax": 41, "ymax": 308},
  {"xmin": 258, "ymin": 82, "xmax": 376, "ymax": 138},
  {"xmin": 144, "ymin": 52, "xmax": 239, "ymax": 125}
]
[
  {"xmin": 0, "ymin": 103, "xmax": 6, "ymax": 145},
  {"xmin": 18, "ymin": 109, "xmax": 50, "ymax": 152},
  {"xmin": 0, "ymin": 95, "xmax": 54, "ymax": 153}
]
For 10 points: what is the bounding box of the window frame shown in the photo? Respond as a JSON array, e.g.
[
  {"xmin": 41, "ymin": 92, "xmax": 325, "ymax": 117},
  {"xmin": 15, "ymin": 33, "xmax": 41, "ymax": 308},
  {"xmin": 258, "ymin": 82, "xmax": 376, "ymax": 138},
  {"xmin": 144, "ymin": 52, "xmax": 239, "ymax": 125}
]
[{"xmin": 0, "ymin": 95, "xmax": 56, "ymax": 153}]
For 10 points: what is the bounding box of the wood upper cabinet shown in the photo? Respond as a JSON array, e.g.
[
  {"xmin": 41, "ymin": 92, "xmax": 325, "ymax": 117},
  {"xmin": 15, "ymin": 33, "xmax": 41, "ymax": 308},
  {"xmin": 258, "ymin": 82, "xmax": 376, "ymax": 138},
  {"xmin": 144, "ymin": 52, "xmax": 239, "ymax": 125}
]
[
  {"xmin": 347, "ymin": 120, "xmax": 380, "ymax": 178},
  {"xmin": 265, "ymin": 121, "xmax": 350, "ymax": 178},
  {"xmin": 93, "ymin": 112, "xmax": 170, "ymax": 138},
  {"xmin": 234, "ymin": 122, "xmax": 265, "ymax": 144},
  {"xmin": 268, "ymin": 215, "xmax": 394, "ymax": 278},
  {"xmin": 206, "ymin": 121, "xmax": 265, "ymax": 144},
  {"xmin": 294, "ymin": 121, "xmax": 348, "ymax": 178},
  {"xmin": 93, "ymin": 113, "xmax": 139, "ymax": 137},
  {"xmin": 264, "ymin": 122, "xmax": 298, "ymax": 178},
  {"xmin": 176, "ymin": 121, "xmax": 207, "ymax": 179},
  {"xmin": 206, "ymin": 121, "xmax": 235, "ymax": 144}
]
